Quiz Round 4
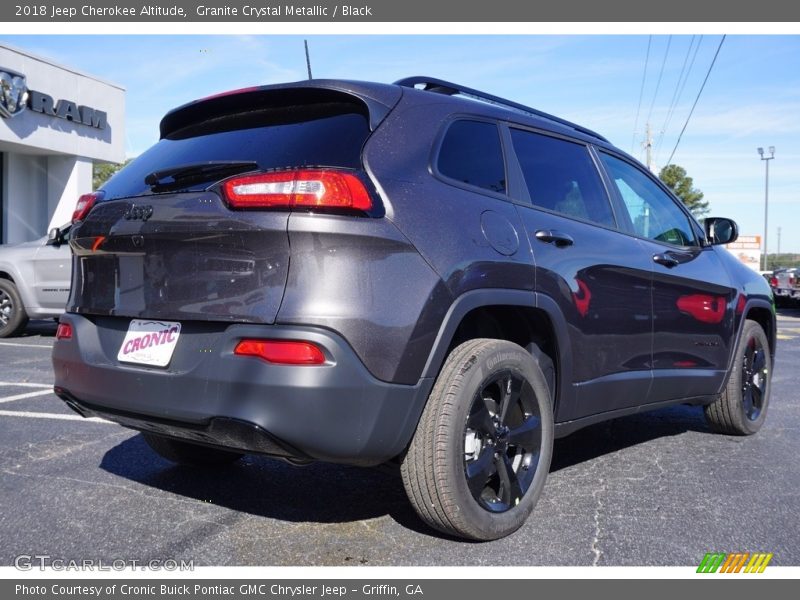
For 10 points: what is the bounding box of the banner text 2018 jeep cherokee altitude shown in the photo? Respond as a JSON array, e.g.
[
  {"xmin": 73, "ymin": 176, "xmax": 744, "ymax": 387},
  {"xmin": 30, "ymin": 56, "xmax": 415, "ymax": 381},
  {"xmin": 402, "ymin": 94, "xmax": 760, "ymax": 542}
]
[{"xmin": 52, "ymin": 77, "xmax": 775, "ymax": 541}]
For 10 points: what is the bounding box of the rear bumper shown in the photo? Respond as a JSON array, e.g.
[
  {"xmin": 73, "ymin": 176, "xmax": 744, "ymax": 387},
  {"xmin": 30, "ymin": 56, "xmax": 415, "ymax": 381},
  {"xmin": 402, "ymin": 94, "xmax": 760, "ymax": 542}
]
[{"xmin": 52, "ymin": 313, "xmax": 432, "ymax": 466}]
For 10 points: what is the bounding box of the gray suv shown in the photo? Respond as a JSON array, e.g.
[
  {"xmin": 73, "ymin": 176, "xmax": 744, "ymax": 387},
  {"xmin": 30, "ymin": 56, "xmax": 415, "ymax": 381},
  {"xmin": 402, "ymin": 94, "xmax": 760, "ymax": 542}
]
[
  {"xmin": 52, "ymin": 77, "xmax": 775, "ymax": 540},
  {"xmin": 0, "ymin": 226, "xmax": 71, "ymax": 337}
]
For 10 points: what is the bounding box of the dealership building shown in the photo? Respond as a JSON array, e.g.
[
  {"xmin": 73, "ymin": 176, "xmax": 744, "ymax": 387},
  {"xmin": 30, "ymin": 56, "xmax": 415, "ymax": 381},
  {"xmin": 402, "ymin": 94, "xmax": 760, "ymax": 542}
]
[{"xmin": 0, "ymin": 44, "xmax": 125, "ymax": 244}]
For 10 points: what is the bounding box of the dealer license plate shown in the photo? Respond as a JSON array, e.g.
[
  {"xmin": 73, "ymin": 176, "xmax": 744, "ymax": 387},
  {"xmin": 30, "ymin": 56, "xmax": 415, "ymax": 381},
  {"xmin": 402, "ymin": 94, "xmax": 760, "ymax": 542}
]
[{"xmin": 117, "ymin": 319, "xmax": 181, "ymax": 367}]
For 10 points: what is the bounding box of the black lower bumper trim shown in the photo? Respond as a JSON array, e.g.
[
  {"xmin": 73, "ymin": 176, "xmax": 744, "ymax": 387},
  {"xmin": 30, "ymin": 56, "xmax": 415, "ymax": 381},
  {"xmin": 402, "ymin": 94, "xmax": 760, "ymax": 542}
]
[{"xmin": 56, "ymin": 388, "xmax": 312, "ymax": 462}]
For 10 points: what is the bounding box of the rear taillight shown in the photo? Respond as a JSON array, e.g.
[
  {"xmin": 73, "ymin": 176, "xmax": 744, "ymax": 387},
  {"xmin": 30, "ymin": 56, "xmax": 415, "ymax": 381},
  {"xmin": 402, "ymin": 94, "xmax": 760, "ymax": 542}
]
[
  {"xmin": 234, "ymin": 339, "xmax": 326, "ymax": 365},
  {"xmin": 221, "ymin": 169, "xmax": 372, "ymax": 211},
  {"xmin": 56, "ymin": 322, "xmax": 73, "ymax": 340},
  {"xmin": 72, "ymin": 191, "xmax": 104, "ymax": 223},
  {"xmin": 769, "ymin": 276, "xmax": 778, "ymax": 287}
]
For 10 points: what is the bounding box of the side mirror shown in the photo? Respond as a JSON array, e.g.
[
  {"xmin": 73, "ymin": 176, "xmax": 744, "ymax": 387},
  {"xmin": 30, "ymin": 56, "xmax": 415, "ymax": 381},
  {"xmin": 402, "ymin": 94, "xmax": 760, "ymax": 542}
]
[
  {"xmin": 704, "ymin": 217, "xmax": 738, "ymax": 246},
  {"xmin": 46, "ymin": 227, "xmax": 62, "ymax": 246}
]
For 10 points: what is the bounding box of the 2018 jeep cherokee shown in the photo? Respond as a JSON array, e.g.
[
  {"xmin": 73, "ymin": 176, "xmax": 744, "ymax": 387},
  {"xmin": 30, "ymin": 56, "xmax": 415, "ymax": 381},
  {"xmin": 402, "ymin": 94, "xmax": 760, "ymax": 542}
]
[{"xmin": 52, "ymin": 77, "xmax": 776, "ymax": 541}]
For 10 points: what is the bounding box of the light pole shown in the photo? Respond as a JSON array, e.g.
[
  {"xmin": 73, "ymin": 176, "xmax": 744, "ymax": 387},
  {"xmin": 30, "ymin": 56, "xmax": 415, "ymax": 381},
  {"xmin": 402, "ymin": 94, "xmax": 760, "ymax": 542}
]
[{"xmin": 758, "ymin": 146, "xmax": 775, "ymax": 271}]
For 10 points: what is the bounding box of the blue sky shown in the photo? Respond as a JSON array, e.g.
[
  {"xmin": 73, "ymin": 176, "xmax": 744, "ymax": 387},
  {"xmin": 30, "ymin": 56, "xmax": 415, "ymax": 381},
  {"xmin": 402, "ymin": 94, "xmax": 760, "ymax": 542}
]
[{"xmin": 5, "ymin": 34, "xmax": 800, "ymax": 251}]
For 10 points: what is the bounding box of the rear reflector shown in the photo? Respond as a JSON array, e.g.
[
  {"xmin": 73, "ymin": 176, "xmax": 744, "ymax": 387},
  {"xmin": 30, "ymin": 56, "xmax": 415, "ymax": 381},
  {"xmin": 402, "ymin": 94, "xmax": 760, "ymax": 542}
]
[
  {"xmin": 222, "ymin": 169, "xmax": 372, "ymax": 211},
  {"xmin": 72, "ymin": 191, "xmax": 104, "ymax": 223},
  {"xmin": 234, "ymin": 339, "xmax": 326, "ymax": 365},
  {"xmin": 56, "ymin": 323, "xmax": 73, "ymax": 340}
]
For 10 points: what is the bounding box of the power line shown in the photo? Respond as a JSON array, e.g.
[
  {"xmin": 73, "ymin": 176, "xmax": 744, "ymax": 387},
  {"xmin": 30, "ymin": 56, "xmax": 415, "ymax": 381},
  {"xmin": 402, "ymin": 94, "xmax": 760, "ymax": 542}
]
[
  {"xmin": 630, "ymin": 35, "xmax": 652, "ymax": 153},
  {"xmin": 654, "ymin": 35, "xmax": 695, "ymax": 156},
  {"xmin": 666, "ymin": 34, "xmax": 726, "ymax": 166},
  {"xmin": 645, "ymin": 35, "xmax": 672, "ymax": 126},
  {"xmin": 656, "ymin": 35, "xmax": 704, "ymax": 161}
]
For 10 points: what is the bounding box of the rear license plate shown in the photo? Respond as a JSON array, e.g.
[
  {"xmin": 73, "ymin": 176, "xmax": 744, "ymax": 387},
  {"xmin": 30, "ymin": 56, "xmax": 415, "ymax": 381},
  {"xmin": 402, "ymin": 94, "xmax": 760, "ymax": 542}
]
[{"xmin": 117, "ymin": 319, "xmax": 181, "ymax": 367}]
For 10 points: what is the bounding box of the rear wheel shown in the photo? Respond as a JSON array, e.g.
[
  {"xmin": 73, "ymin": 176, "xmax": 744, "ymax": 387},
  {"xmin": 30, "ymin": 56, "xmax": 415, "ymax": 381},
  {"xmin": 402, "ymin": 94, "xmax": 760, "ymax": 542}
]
[
  {"xmin": 142, "ymin": 432, "xmax": 244, "ymax": 467},
  {"xmin": 401, "ymin": 339, "xmax": 554, "ymax": 540},
  {"xmin": 0, "ymin": 279, "xmax": 28, "ymax": 339},
  {"xmin": 704, "ymin": 319, "xmax": 772, "ymax": 435}
]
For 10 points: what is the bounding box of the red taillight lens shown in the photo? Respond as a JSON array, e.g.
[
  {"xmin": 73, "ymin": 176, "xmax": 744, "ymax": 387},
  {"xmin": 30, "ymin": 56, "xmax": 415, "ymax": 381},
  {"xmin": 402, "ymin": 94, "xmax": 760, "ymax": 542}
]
[
  {"xmin": 72, "ymin": 191, "xmax": 104, "ymax": 223},
  {"xmin": 769, "ymin": 277, "xmax": 778, "ymax": 287},
  {"xmin": 234, "ymin": 339, "xmax": 326, "ymax": 365},
  {"xmin": 56, "ymin": 322, "xmax": 73, "ymax": 340},
  {"xmin": 222, "ymin": 169, "xmax": 372, "ymax": 211}
]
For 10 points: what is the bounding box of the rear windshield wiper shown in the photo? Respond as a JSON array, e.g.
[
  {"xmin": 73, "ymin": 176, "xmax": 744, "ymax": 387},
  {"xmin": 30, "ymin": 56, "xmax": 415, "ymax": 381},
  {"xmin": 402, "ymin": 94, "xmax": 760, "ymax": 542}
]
[{"xmin": 144, "ymin": 161, "xmax": 258, "ymax": 190}]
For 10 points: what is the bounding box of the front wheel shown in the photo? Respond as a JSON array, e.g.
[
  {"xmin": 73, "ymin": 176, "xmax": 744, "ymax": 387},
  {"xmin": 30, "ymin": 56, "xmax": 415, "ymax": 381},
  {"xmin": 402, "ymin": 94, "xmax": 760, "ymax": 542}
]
[
  {"xmin": 704, "ymin": 319, "xmax": 772, "ymax": 435},
  {"xmin": 0, "ymin": 279, "xmax": 29, "ymax": 338},
  {"xmin": 401, "ymin": 339, "xmax": 554, "ymax": 540}
]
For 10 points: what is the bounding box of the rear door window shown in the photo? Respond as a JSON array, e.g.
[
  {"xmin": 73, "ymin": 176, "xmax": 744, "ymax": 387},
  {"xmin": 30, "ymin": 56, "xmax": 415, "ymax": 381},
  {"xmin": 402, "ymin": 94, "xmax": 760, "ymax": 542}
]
[
  {"xmin": 437, "ymin": 120, "xmax": 506, "ymax": 194},
  {"xmin": 510, "ymin": 129, "xmax": 616, "ymax": 228}
]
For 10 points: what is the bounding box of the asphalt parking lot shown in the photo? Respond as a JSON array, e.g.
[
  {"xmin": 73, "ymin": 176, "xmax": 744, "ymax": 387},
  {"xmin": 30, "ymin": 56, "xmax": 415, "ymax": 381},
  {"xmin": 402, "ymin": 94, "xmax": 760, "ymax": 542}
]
[{"xmin": 1, "ymin": 311, "xmax": 799, "ymax": 567}]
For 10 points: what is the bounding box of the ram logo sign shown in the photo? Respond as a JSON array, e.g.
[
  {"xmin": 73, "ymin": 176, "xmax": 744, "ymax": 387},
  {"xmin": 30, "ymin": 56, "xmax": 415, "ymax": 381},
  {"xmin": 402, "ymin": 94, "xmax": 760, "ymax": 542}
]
[
  {"xmin": 697, "ymin": 552, "xmax": 773, "ymax": 573},
  {"xmin": 0, "ymin": 68, "xmax": 29, "ymax": 118},
  {"xmin": 0, "ymin": 65, "xmax": 107, "ymax": 129}
]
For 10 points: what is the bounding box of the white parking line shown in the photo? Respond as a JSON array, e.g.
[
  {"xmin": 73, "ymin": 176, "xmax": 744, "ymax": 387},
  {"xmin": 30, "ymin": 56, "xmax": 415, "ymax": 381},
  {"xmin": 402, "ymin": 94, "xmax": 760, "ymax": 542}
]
[
  {"xmin": 0, "ymin": 341, "xmax": 52, "ymax": 349},
  {"xmin": 0, "ymin": 409, "xmax": 111, "ymax": 423},
  {"xmin": 0, "ymin": 381, "xmax": 51, "ymax": 388},
  {"xmin": 0, "ymin": 389, "xmax": 53, "ymax": 404}
]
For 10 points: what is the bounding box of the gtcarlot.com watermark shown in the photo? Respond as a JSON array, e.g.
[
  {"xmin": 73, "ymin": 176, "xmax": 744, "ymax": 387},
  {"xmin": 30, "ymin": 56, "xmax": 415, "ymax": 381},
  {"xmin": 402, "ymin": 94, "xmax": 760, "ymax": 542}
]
[{"xmin": 14, "ymin": 554, "xmax": 194, "ymax": 571}]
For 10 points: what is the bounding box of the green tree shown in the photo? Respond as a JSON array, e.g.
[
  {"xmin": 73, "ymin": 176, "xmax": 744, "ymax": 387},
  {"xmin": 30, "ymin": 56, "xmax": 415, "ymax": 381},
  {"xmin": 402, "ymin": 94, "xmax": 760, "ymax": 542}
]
[
  {"xmin": 93, "ymin": 158, "xmax": 133, "ymax": 190},
  {"xmin": 658, "ymin": 163, "xmax": 709, "ymax": 217}
]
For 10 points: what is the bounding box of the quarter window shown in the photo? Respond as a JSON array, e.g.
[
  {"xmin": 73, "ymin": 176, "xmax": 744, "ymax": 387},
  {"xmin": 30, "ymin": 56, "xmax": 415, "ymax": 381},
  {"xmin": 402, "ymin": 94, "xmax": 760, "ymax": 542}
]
[
  {"xmin": 437, "ymin": 120, "xmax": 506, "ymax": 194},
  {"xmin": 510, "ymin": 129, "xmax": 615, "ymax": 228},
  {"xmin": 599, "ymin": 153, "xmax": 697, "ymax": 247}
]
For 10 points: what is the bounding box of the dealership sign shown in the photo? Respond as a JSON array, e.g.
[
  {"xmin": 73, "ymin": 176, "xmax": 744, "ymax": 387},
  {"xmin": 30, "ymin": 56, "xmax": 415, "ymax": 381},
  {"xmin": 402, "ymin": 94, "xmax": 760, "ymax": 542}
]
[{"xmin": 0, "ymin": 66, "xmax": 107, "ymax": 129}]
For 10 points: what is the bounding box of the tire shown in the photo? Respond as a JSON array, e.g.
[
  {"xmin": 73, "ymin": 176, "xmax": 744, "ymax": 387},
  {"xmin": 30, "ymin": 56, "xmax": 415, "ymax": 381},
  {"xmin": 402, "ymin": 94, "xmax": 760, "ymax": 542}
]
[
  {"xmin": 0, "ymin": 279, "xmax": 29, "ymax": 339},
  {"xmin": 704, "ymin": 319, "xmax": 772, "ymax": 435},
  {"xmin": 142, "ymin": 432, "xmax": 244, "ymax": 467},
  {"xmin": 401, "ymin": 339, "xmax": 554, "ymax": 540}
]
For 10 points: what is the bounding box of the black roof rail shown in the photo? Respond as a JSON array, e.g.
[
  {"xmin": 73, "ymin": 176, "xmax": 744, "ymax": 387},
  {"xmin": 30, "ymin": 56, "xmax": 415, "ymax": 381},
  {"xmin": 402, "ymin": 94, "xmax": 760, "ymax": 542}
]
[{"xmin": 394, "ymin": 76, "xmax": 609, "ymax": 143}]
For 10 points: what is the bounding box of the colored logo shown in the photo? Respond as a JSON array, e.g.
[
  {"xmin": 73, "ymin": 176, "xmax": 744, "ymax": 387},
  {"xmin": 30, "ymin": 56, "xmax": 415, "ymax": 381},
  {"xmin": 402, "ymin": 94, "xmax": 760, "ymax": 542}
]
[
  {"xmin": 0, "ymin": 68, "xmax": 29, "ymax": 118},
  {"xmin": 697, "ymin": 552, "xmax": 773, "ymax": 573}
]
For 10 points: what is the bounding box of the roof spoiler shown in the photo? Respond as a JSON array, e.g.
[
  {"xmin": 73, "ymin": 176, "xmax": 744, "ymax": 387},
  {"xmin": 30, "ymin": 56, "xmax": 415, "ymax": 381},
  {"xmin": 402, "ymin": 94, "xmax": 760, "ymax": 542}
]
[{"xmin": 160, "ymin": 80, "xmax": 402, "ymax": 138}]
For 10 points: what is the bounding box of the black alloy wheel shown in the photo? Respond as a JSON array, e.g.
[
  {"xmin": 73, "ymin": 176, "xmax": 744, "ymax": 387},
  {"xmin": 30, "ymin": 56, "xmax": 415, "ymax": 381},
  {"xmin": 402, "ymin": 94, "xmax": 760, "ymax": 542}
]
[{"xmin": 464, "ymin": 369, "xmax": 541, "ymax": 512}]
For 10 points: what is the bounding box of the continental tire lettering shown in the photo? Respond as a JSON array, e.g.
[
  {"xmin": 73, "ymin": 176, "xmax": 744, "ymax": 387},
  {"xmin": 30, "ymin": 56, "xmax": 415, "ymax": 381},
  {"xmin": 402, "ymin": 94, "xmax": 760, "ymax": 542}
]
[{"xmin": 486, "ymin": 352, "xmax": 526, "ymax": 370}]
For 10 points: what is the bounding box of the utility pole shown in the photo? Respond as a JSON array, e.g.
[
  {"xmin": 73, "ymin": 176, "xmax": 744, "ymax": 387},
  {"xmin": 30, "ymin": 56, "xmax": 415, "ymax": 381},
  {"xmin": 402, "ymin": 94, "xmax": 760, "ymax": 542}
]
[
  {"xmin": 777, "ymin": 226, "xmax": 781, "ymax": 256},
  {"xmin": 643, "ymin": 122, "xmax": 654, "ymax": 172},
  {"xmin": 757, "ymin": 146, "xmax": 775, "ymax": 271}
]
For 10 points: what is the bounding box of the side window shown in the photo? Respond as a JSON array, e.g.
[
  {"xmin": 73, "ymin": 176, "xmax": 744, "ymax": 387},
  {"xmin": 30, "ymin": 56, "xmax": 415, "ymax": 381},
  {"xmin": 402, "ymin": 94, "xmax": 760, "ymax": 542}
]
[
  {"xmin": 510, "ymin": 129, "xmax": 616, "ymax": 228},
  {"xmin": 437, "ymin": 120, "xmax": 506, "ymax": 194},
  {"xmin": 599, "ymin": 153, "xmax": 697, "ymax": 247}
]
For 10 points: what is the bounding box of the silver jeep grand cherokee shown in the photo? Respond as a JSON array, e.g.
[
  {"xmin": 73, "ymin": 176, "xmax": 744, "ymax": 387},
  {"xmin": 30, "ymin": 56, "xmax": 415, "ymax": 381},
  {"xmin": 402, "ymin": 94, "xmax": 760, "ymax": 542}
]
[{"xmin": 0, "ymin": 225, "xmax": 71, "ymax": 337}]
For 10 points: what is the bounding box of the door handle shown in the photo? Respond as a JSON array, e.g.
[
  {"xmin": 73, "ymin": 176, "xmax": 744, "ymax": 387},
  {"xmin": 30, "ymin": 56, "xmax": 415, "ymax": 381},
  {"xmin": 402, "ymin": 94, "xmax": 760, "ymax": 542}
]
[
  {"xmin": 653, "ymin": 252, "xmax": 680, "ymax": 268},
  {"xmin": 653, "ymin": 250, "xmax": 697, "ymax": 268},
  {"xmin": 535, "ymin": 229, "xmax": 574, "ymax": 247}
]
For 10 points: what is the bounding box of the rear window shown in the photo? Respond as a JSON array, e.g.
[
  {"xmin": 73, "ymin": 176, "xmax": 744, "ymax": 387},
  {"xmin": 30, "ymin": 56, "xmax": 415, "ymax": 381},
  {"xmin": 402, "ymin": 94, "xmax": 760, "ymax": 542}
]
[
  {"xmin": 437, "ymin": 120, "xmax": 506, "ymax": 194},
  {"xmin": 101, "ymin": 102, "xmax": 370, "ymax": 200}
]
